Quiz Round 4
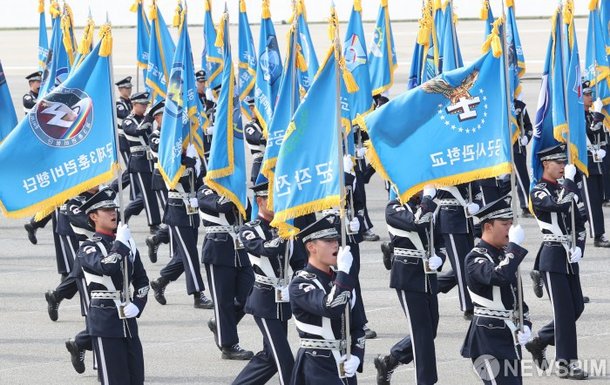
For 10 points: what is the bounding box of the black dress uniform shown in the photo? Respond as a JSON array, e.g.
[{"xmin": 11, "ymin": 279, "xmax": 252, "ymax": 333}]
[
  {"xmin": 461, "ymin": 197, "xmax": 531, "ymax": 385},
  {"xmin": 123, "ymin": 92, "xmax": 161, "ymax": 228},
  {"xmin": 22, "ymin": 71, "xmax": 42, "ymax": 115},
  {"xmin": 526, "ymin": 145, "xmax": 588, "ymax": 379},
  {"xmin": 115, "ymin": 76, "xmax": 139, "ymax": 201},
  {"xmin": 198, "ymin": 184, "xmax": 254, "ymax": 358},
  {"xmin": 77, "ymin": 189, "xmax": 149, "ymax": 385},
  {"xmin": 233, "ymin": 184, "xmax": 306, "ymax": 384},
  {"xmin": 513, "ymin": 99, "xmax": 533, "ymax": 212},
  {"xmin": 196, "ymin": 70, "xmax": 213, "ymax": 161},
  {"xmin": 147, "ymin": 101, "xmax": 169, "ymax": 209},
  {"xmin": 244, "ymin": 103, "xmax": 266, "ymax": 183},
  {"xmin": 374, "ymin": 195, "xmax": 444, "ymax": 385},
  {"xmin": 289, "ymin": 215, "xmax": 366, "ymax": 385}
]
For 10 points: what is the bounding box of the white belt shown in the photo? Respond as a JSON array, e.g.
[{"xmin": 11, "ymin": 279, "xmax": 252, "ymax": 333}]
[
  {"xmin": 131, "ymin": 145, "xmax": 149, "ymax": 152},
  {"xmin": 254, "ymin": 273, "xmax": 284, "ymax": 286},
  {"xmin": 91, "ymin": 291, "xmax": 121, "ymax": 300},
  {"xmin": 543, "ymin": 234, "xmax": 570, "ymax": 243},
  {"xmin": 438, "ymin": 199, "xmax": 461, "ymax": 206},
  {"xmin": 168, "ymin": 191, "xmax": 195, "ymax": 200},
  {"xmin": 474, "ymin": 306, "xmax": 513, "ymax": 320},
  {"xmin": 205, "ymin": 225, "xmax": 236, "ymax": 234},
  {"xmin": 394, "ymin": 248, "xmax": 427, "ymax": 258},
  {"xmin": 299, "ymin": 338, "xmax": 346, "ymax": 350},
  {"xmin": 252, "ymin": 152, "xmax": 264, "ymax": 159}
]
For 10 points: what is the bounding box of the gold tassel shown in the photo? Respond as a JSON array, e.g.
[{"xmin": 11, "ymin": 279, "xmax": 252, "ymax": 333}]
[
  {"xmin": 50, "ymin": 1, "xmax": 60, "ymax": 19},
  {"xmin": 149, "ymin": 3, "xmax": 157, "ymax": 21},
  {"xmin": 262, "ymin": 0, "xmax": 271, "ymax": 19},
  {"xmin": 381, "ymin": 0, "xmax": 388, "ymax": 7},
  {"xmin": 239, "ymin": 0, "xmax": 246, "ymax": 13},
  {"xmin": 589, "ymin": 0, "xmax": 597, "ymax": 11},
  {"xmin": 506, "ymin": 0, "xmax": 514, "ymax": 7},
  {"xmin": 295, "ymin": 44, "xmax": 308, "ymax": 72},
  {"xmin": 480, "ymin": 0, "xmax": 488, "ymax": 20},
  {"xmin": 173, "ymin": 1, "xmax": 182, "ymax": 28},
  {"xmin": 563, "ymin": 0, "xmax": 573, "ymax": 25},
  {"xmin": 482, "ymin": 17, "xmax": 503, "ymax": 58},
  {"xmin": 78, "ymin": 19, "xmax": 95, "ymax": 55},
  {"xmin": 129, "ymin": 0, "xmax": 140, "ymax": 13},
  {"xmin": 99, "ymin": 24, "xmax": 113, "ymax": 57},
  {"xmin": 38, "ymin": 0, "xmax": 44, "ymax": 14},
  {"xmin": 354, "ymin": 0, "xmax": 362, "ymax": 12},
  {"xmin": 433, "ymin": 0, "xmax": 441, "ymax": 11},
  {"xmin": 417, "ymin": 19, "xmax": 430, "ymax": 46},
  {"xmin": 215, "ymin": 14, "xmax": 226, "ymax": 48},
  {"xmin": 204, "ymin": 0, "xmax": 211, "ymax": 12},
  {"xmin": 343, "ymin": 68, "xmax": 359, "ymax": 93},
  {"xmin": 61, "ymin": 15, "xmax": 74, "ymax": 60}
]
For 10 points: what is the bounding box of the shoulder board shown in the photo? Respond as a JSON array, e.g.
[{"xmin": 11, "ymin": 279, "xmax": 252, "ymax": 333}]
[
  {"xmin": 91, "ymin": 236, "xmax": 103, "ymax": 242},
  {"xmin": 296, "ymin": 270, "xmax": 317, "ymax": 280},
  {"xmin": 246, "ymin": 219, "xmax": 261, "ymax": 227},
  {"xmin": 472, "ymin": 247, "xmax": 487, "ymax": 255}
]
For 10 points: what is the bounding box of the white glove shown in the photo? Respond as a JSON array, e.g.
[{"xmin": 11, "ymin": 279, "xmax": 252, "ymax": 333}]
[
  {"xmin": 186, "ymin": 143, "xmax": 197, "ymax": 159},
  {"xmin": 115, "ymin": 224, "xmax": 132, "ymax": 248},
  {"xmin": 355, "ymin": 147, "xmax": 367, "ymax": 158},
  {"xmin": 428, "ymin": 255, "xmax": 443, "ymax": 270},
  {"xmin": 593, "ymin": 97, "xmax": 604, "ymax": 113},
  {"xmin": 206, "ymin": 125, "xmax": 215, "ymax": 135},
  {"xmin": 122, "ymin": 302, "xmax": 140, "ymax": 318},
  {"xmin": 340, "ymin": 355, "xmax": 360, "ymax": 377},
  {"xmin": 343, "ymin": 155, "xmax": 354, "ymax": 173},
  {"xmin": 280, "ymin": 286, "xmax": 290, "ymax": 302},
  {"xmin": 423, "ymin": 185, "xmax": 436, "ymax": 199},
  {"xmin": 348, "ymin": 217, "xmax": 360, "ymax": 233},
  {"xmin": 569, "ymin": 246, "xmax": 582, "ymax": 263},
  {"xmin": 189, "ymin": 197, "xmax": 199, "ymax": 208},
  {"xmin": 564, "ymin": 164, "xmax": 577, "ymax": 181},
  {"xmin": 336, "ymin": 245, "xmax": 353, "ymax": 274},
  {"xmin": 597, "ymin": 148, "xmax": 607, "ymax": 160},
  {"xmin": 520, "ymin": 136, "xmax": 529, "ymax": 146},
  {"xmin": 508, "ymin": 224, "xmax": 525, "ymax": 246},
  {"xmin": 466, "ymin": 202, "xmax": 480, "ymax": 216},
  {"xmin": 517, "ymin": 325, "xmax": 532, "ymax": 345},
  {"xmin": 205, "ymin": 87, "xmax": 215, "ymax": 102}
]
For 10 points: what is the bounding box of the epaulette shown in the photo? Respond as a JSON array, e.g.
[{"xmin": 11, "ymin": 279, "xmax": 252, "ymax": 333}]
[
  {"xmin": 246, "ymin": 219, "xmax": 261, "ymax": 227},
  {"xmin": 91, "ymin": 236, "xmax": 103, "ymax": 242},
  {"xmin": 296, "ymin": 270, "xmax": 317, "ymax": 280},
  {"xmin": 472, "ymin": 247, "xmax": 487, "ymax": 255}
]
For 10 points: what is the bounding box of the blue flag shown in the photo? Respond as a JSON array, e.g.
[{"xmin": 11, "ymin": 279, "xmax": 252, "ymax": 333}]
[
  {"xmin": 202, "ymin": 0, "xmax": 223, "ymax": 90},
  {"xmin": 295, "ymin": 1, "xmax": 318, "ymax": 93},
  {"xmin": 585, "ymin": 1, "xmax": 610, "ymax": 127},
  {"xmin": 0, "ymin": 28, "xmax": 118, "ymax": 218},
  {"xmin": 343, "ymin": 1, "xmax": 374, "ymax": 121},
  {"xmin": 254, "ymin": 0, "xmax": 283, "ymax": 134},
  {"xmin": 441, "ymin": 1, "xmax": 463, "ymax": 73},
  {"xmin": 146, "ymin": 2, "xmax": 176, "ymax": 103},
  {"xmin": 357, "ymin": 29, "xmax": 512, "ymax": 202},
  {"xmin": 131, "ymin": 0, "xmax": 151, "ymax": 76},
  {"xmin": 38, "ymin": 0, "xmax": 49, "ymax": 71},
  {"xmin": 158, "ymin": 8, "xmax": 202, "ymax": 189},
  {"xmin": 204, "ymin": 12, "xmax": 248, "ymax": 219},
  {"xmin": 369, "ymin": 0, "xmax": 397, "ymax": 96},
  {"xmin": 602, "ymin": 0, "xmax": 610, "ymax": 61},
  {"xmin": 0, "ymin": 61, "xmax": 17, "ymax": 143},
  {"xmin": 271, "ymin": 47, "xmax": 340, "ymax": 237},
  {"xmin": 238, "ymin": 0, "xmax": 257, "ymax": 122},
  {"xmin": 39, "ymin": 9, "xmax": 71, "ymax": 97},
  {"xmin": 506, "ymin": 0, "xmax": 525, "ymax": 98},
  {"xmin": 481, "ymin": 0, "xmax": 494, "ymax": 37},
  {"xmin": 408, "ymin": 2, "xmax": 440, "ymax": 90}
]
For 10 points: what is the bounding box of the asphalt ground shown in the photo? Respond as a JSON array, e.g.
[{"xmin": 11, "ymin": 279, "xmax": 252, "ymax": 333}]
[{"xmin": 1, "ymin": 17, "xmax": 610, "ymax": 385}]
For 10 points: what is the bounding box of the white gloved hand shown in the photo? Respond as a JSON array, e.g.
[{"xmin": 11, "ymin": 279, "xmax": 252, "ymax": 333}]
[
  {"xmin": 466, "ymin": 202, "xmax": 480, "ymax": 216},
  {"xmin": 348, "ymin": 217, "xmax": 360, "ymax": 233},
  {"xmin": 569, "ymin": 246, "xmax": 582, "ymax": 263},
  {"xmin": 186, "ymin": 143, "xmax": 197, "ymax": 159},
  {"xmin": 341, "ymin": 355, "xmax": 361, "ymax": 377},
  {"xmin": 593, "ymin": 98, "xmax": 604, "ymax": 113},
  {"xmin": 564, "ymin": 164, "xmax": 577, "ymax": 181},
  {"xmin": 428, "ymin": 255, "xmax": 443, "ymax": 270},
  {"xmin": 122, "ymin": 302, "xmax": 140, "ymax": 318},
  {"xmin": 517, "ymin": 325, "xmax": 532, "ymax": 345},
  {"xmin": 336, "ymin": 246, "xmax": 353, "ymax": 274},
  {"xmin": 508, "ymin": 224, "xmax": 525, "ymax": 245},
  {"xmin": 597, "ymin": 148, "xmax": 607, "ymax": 160},
  {"xmin": 280, "ymin": 286, "xmax": 290, "ymax": 302},
  {"xmin": 343, "ymin": 155, "xmax": 354, "ymax": 173},
  {"xmin": 423, "ymin": 185, "xmax": 437, "ymax": 199},
  {"xmin": 206, "ymin": 125, "xmax": 215, "ymax": 136},
  {"xmin": 520, "ymin": 136, "xmax": 529, "ymax": 146},
  {"xmin": 115, "ymin": 224, "xmax": 132, "ymax": 248},
  {"xmin": 205, "ymin": 87, "xmax": 215, "ymax": 102},
  {"xmin": 355, "ymin": 147, "xmax": 367, "ymax": 158},
  {"xmin": 189, "ymin": 197, "xmax": 199, "ymax": 208}
]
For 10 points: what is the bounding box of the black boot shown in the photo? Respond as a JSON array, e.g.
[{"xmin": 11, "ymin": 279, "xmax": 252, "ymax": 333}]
[
  {"xmin": 145, "ymin": 235, "xmax": 160, "ymax": 263},
  {"xmin": 24, "ymin": 222, "xmax": 38, "ymax": 245},
  {"xmin": 150, "ymin": 277, "xmax": 169, "ymax": 305},
  {"xmin": 363, "ymin": 324, "xmax": 378, "ymax": 339},
  {"xmin": 221, "ymin": 344, "xmax": 254, "ymax": 360},
  {"xmin": 65, "ymin": 339, "xmax": 85, "ymax": 374},
  {"xmin": 381, "ymin": 242, "xmax": 393, "ymax": 271},
  {"xmin": 594, "ymin": 234, "xmax": 610, "ymax": 248},
  {"xmin": 374, "ymin": 354, "xmax": 400, "ymax": 385},
  {"xmin": 45, "ymin": 290, "xmax": 61, "ymax": 322},
  {"xmin": 194, "ymin": 292, "xmax": 214, "ymax": 309},
  {"xmin": 525, "ymin": 337, "xmax": 549, "ymax": 371},
  {"xmin": 530, "ymin": 270, "xmax": 544, "ymax": 298},
  {"xmin": 557, "ymin": 361, "xmax": 589, "ymax": 380}
]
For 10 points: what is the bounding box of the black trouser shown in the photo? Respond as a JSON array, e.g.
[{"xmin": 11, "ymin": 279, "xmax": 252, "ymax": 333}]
[
  {"xmin": 439, "ymin": 233, "xmax": 473, "ymax": 311},
  {"xmin": 582, "ymin": 174, "xmax": 606, "ymax": 238},
  {"xmin": 514, "ymin": 149, "xmax": 530, "ymax": 209},
  {"xmin": 159, "ymin": 226, "xmax": 205, "ymax": 295},
  {"xmin": 55, "ymin": 275, "xmax": 78, "ymax": 301},
  {"xmin": 471, "ymin": 356, "xmax": 523, "ymax": 385},
  {"xmin": 124, "ymin": 172, "xmax": 159, "ymax": 226},
  {"xmin": 93, "ymin": 335, "xmax": 144, "ymax": 385},
  {"xmin": 55, "ymin": 233, "xmax": 78, "ymax": 275}
]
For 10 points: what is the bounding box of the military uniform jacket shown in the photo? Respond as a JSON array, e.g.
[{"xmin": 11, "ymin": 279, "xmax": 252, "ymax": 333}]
[
  {"xmin": 436, "ymin": 183, "xmax": 476, "ymax": 234},
  {"xmin": 585, "ymin": 110, "xmax": 608, "ymax": 175},
  {"xmin": 239, "ymin": 217, "xmax": 305, "ymax": 320},
  {"xmin": 78, "ymin": 232, "xmax": 149, "ymax": 338},
  {"xmin": 386, "ymin": 197, "xmax": 445, "ymax": 293},
  {"xmin": 289, "ymin": 264, "xmax": 366, "ymax": 376},
  {"xmin": 65, "ymin": 192, "xmax": 96, "ymax": 241},
  {"xmin": 147, "ymin": 129, "xmax": 166, "ymax": 192},
  {"xmin": 197, "ymin": 184, "xmax": 251, "ymax": 267},
  {"xmin": 514, "ymin": 99, "xmax": 533, "ymax": 154},
  {"xmin": 531, "ymin": 178, "xmax": 586, "ymax": 274},
  {"xmin": 56, "ymin": 201, "xmax": 77, "ymax": 237},
  {"xmin": 22, "ymin": 90, "xmax": 38, "ymax": 114},
  {"xmin": 164, "ymin": 156, "xmax": 201, "ymax": 228},
  {"xmin": 244, "ymin": 118, "xmax": 266, "ymax": 155},
  {"xmin": 123, "ymin": 113, "xmax": 153, "ymax": 173},
  {"xmin": 116, "ymin": 97, "xmax": 132, "ymax": 153},
  {"xmin": 461, "ymin": 240, "xmax": 530, "ymax": 360}
]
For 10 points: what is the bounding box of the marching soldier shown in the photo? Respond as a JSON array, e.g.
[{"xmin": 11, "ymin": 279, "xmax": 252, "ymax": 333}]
[
  {"xmin": 582, "ymin": 83, "xmax": 610, "ymax": 248},
  {"xmin": 195, "ymin": 69, "xmax": 214, "ymax": 161},
  {"xmin": 374, "ymin": 187, "xmax": 444, "ymax": 385},
  {"xmin": 243, "ymin": 96, "xmax": 266, "ymax": 183},
  {"xmin": 289, "ymin": 214, "xmax": 366, "ymax": 384},
  {"xmin": 461, "ymin": 196, "xmax": 532, "ymax": 385},
  {"xmin": 77, "ymin": 187, "xmax": 149, "ymax": 385},
  {"xmin": 149, "ymin": 141, "xmax": 213, "ymax": 309},
  {"xmin": 513, "ymin": 99, "xmax": 533, "ymax": 216},
  {"xmin": 22, "ymin": 70, "xmax": 41, "ymax": 115},
  {"xmin": 525, "ymin": 144, "xmax": 588, "ymax": 380},
  {"xmin": 122, "ymin": 92, "xmax": 162, "ymax": 232},
  {"xmin": 232, "ymin": 181, "xmax": 304, "ymax": 384},
  {"xmin": 198, "ymin": 184, "xmax": 254, "ymax": 360},
  {"xmin": 114, "ymin": 76, "xmax": 140, "ymax": 202}
]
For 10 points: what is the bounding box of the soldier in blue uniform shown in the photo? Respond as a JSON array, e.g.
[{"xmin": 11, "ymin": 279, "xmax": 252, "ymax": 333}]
[
  {"xmin": 233, "ymin": 181, "xmax": 305, "ymax": 384},
  {"xmin": 289, "ymin": 214, "xmax": 366, "ymax": 385},
  {"xmin": 22, "ymin": 70, "xmax": 41, "ymax": 115},
  {"xmin": 198, "ymin": 184, "xmax": 254, "ymax": 360},
  {"xmin": 243, "ymin": 96, "xmax": 266, "ymax": 183},
  {"xmin": 581, "ymin": 83, "xmax": 610, "ymax": 248},
  {"xmin": 114, "ymin": 76, "xmax": 140, "ymax": 203},
  {"xmin": 77, "ymin": 187, "xmax": 149, "ymax": 385},
  {"xmin": 122, "ymin": 92, "xmax": 161, "ymax": 232},
  {"xmin": 195, "ymin": 69, "xmax": 214, "ymax": 161},
  {"xmin": 149, "ymin": 140, "xmax": 213, "ymax": 309},
  {"xmin": 513, "ymin": 99, "xmax": 533, "ymax": 216},
  {"xmin": 460, "ymin": 196, "xmax": 532, "ymax": 385},
  {"xmin": 374, "ymin": 187, "xmax": 445, "ymax": 385},
  {"xmin": 524, "ymin": 144, "xmax": 588, "ymax": 380}
]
